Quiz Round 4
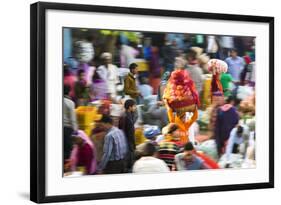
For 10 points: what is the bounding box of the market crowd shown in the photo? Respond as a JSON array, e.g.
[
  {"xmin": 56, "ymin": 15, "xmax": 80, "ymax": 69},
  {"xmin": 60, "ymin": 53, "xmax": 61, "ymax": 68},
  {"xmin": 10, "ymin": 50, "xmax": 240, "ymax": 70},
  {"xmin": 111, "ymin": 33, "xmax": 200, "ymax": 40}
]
[{"xmin": 63, "ymin": 31, "xmax": 256, "ymax": 176}]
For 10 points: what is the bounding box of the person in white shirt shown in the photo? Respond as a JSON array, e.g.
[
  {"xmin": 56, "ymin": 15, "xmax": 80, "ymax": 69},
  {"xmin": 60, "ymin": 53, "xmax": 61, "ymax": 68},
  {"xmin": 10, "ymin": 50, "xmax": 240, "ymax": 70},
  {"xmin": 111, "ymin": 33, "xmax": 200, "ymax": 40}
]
[
  {"xmin": 225, "ymin": 125, "xmax": 249, "ymax": 166},
  {"xmin": 133, "ymin": 142, "xmax": 169, "ymax": 173},
  {"xmin": 96, "ymin": 52, "xmax": 120, "ymax": 101},
  {"xmin": 64, "ymin": 85, "xmax": 78, "ymax": 161}
]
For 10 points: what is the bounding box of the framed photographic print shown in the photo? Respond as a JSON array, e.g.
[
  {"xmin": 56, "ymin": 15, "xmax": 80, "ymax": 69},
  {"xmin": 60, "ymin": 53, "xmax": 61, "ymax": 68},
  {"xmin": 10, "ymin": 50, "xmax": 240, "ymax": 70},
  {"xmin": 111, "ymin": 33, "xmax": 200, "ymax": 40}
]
[{"xmin": 30, "ymin": 1, "xmax": 274, "ymax": 203}]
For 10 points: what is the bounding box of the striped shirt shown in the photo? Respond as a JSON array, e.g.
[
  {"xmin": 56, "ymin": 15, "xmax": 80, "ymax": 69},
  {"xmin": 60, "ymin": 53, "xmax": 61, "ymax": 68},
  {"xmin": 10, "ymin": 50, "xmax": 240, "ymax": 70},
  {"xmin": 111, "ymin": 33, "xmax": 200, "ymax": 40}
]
[
  {"xmin": 158, "ymin": 141, "xmax": 181, "ymax": 170},
  {"xmin": 98, "ymin": 126, "xmax": 128, "ymax": 171}
]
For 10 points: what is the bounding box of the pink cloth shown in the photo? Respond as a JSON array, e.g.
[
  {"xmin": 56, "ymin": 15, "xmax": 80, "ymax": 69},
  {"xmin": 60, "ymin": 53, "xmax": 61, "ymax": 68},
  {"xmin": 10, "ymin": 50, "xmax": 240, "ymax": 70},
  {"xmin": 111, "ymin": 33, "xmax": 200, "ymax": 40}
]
[
  {"xmin": 64, "ymin": 75, "xmax": 77, "ymax": 99},
  {"xmin": 220, "ymin": 104, "xmax": 233, "ymax": 112},
  {"xmin": 70, "ymin": 130, "xmax": 97, "ymax": 174}
]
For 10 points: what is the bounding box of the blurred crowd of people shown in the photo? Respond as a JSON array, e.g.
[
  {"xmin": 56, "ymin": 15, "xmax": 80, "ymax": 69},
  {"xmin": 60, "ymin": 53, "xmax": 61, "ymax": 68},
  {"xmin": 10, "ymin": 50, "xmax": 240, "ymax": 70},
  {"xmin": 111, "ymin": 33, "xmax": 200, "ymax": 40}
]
[{"xmin": 63, "ymin": 31, "xmax": 256, "ymax": 176}]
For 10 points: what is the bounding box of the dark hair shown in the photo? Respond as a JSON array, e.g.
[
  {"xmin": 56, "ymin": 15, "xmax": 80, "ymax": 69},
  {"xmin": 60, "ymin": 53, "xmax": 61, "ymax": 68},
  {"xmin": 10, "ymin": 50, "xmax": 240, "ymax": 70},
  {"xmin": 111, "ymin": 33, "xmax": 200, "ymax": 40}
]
[
  {"xmin": 184, "ymin": 142, "xmax": 194, "ymax": 151},
  {"xmin": 139, "ymin": 76, "xmax": 148, "ymax": 85},
  {"xmin": 237, "ymin": 125, "xmax": 244, "ymax": 135},
  {"xmin": 92, "ymin": 70, "xmax": 101, "ymax": 81},
  {"xmin": 186, "ymin": 49, "xmax": 197, "ymax": 61},
  {"xmin": 124, "ymin": 99, "xmax": 136, "ymax": 110},
  {"xmin": 129, "ymin": 63, "xmax": 138, "ymax": 71},
  {"xmin": 142, "ymin": 142, "xmax": 157, "ymax": 157},
  {"xmin": 230, "ymin": 48, "xmax": 238, "ymax": 53},
  {"xmin": 168, "ymin": 124, "xmax": 178, "ymax": 134},
  {"xmin": 63, "ymin": 64, "xmax": 71, "ymax": 76},
  {"xmin": 226, "ymin": 95, "xmax": 234, "ymax": 104},
  {"xmin": 64, "ymin": 63, "xmax": 69, "ymax": 70},
  {"xmin": 64, "ymin": 84, "xmax": 71, "ymax": 95},
  {"xmin": 99, "ymin": 115, "xmax": 113, "ymax": 124},
  {"xmin": 77, "ymin": 69, "xmax": 85, "ymax": 76}
]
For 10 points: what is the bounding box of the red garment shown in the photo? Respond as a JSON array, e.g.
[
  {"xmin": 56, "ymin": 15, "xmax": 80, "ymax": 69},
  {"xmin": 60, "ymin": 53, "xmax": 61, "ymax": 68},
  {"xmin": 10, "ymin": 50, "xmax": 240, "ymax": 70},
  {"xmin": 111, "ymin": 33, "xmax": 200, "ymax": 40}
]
[
  {"xmin": 76, "ymin": 143, "xmax": 94, "ymax": 174},
  {"xmin": 194, "ymin": 152, "xmax": 219, "ymax": 169},
  {"xmin": 243, "ymin": 55, "xmax": 251, "ymax": 65},
  {"xmin": 149, "ymin": 77, "xmax": 161, "ymax": 95},
  {"xmin": 70, "ymin": 130, "xmax": 97, "ymax": 174},
  {"xmin": 211, "ymin": 73, "xmax": 223, "ymax": 93},
  {"xmin": 64, "ymin": 75, "xmax": 77, "ymax": 99}
]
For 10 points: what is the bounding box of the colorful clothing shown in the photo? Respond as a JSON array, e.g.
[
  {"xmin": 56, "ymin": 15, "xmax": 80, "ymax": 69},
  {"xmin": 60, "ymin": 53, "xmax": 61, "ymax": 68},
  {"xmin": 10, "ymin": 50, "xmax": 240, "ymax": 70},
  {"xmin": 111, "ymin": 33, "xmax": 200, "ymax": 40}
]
[
  {"xmin": 74, "ymin": 80, "xmax": 90, "ymax": 105},
  {"xmin": 220, "ymin": 73, "xmax": 233, "ymax": 97},
  {"xmin": 90, "ymin": 79, "xmax": 109, "ymax": 100},
  {"xmin": 158, "ymin": 141, "xmax": 181, "ymax": 170},
  {"xmin": 70, "ymin": 130, "xmax": 97, "ymax": 174},
  {"xmin": 64, "ymin": 71, "xmax": 77, "ymax": 99}
]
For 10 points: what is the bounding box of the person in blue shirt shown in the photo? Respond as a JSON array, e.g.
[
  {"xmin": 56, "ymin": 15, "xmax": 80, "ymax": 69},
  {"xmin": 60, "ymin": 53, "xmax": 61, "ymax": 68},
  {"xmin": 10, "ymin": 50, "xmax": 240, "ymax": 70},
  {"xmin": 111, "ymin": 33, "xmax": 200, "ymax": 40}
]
[
  {"xmin": 225, "ymin": 48, "xmax": 245, "ymax": 82},
  {"xmin": 97, "ymin": 115, "xmax": 128, "ymax": 174},
  {"xmin": 175, "ymin": 142, "xmax": 209, "ymax": 171}
]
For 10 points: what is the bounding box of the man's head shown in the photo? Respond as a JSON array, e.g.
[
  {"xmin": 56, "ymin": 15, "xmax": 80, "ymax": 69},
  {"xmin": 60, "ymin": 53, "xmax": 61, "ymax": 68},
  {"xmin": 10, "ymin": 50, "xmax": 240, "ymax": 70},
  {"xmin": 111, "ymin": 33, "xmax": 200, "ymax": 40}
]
[
  {"xmin": 167, "ymin": 123, "xmax": 179, "ymax": 135},
  {"xmin": 73, "ymin": 135, "xmax": 84, "ymax": 147},
  {"xmin": 139, "ymin": 76, "xmax": 149, "ymax": 85},
  {"xmin": 183, "ymin": 142, "xmax": 195, "ymax": 161},
  {"xmin": 230, "ymin": 48, "xmax": 238, "ymax": 58},
  {"xmin": 101, "ymin": 52, "xmax": 112, "ymax": 65},
  {"xmin": 98, "ymin": 115, "xmax": 113, "ymax": 130},
  {"xmin": 226, "ymin": 95, "xmax": 235, "ymax": 105},
  {"xmin": 226, "ymin": 95, "xmax": 241, "ymax": 107},
  {"xmin": 77, "ymin": 69, "xmax": 86, "ymax": 81},
  {"xmin": 163, "ymin": 123, "xmax": 180, "ymax": 141},
  {"xmin": 237, "ymin": 125, "xmax": 244, "ymax": 137},
  {"xmin": 142, "ymin": 142, "xmax": 157, "ymax": 157},
  {"xmin": 129, "ymin": 63, "xmax": 138, "ymax": 75},
  {"xmin": 124, "ymin": 99, "xmax": 137, "ymax": 112},
  {"xmin": 186, "ymin": 49, "xmax": 197, "ymax": 62}
]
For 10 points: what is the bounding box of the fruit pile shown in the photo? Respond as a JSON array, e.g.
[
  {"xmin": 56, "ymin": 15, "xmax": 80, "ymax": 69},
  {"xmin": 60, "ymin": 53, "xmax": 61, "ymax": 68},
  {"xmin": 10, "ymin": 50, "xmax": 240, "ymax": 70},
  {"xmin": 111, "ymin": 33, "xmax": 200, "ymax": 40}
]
[{"xmin": 163, "ymin": 69, "xmax": 199, "ymax": 115}]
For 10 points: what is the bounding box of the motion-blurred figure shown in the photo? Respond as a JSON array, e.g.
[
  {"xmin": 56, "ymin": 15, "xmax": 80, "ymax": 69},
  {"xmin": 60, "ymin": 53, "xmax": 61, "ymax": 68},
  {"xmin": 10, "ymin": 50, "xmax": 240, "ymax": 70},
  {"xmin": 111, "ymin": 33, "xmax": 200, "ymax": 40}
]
[
  {"xmin": 175, "ymin": 142, "xmax": 210, "ymax": 170},
  {"xmin": 63, "ymin": 85, "xmax": 78, "ymax": 161},
  {"xmin": 97, "ymin": 115, "xmax": 128, "ymax": 174},
  {"xmin": 133, "ymin": 142, "xmax": 169, "ymax": 173},
  {"xmin": 119, "ymin": 99, "xmax": 138, "ymax": 171},
  {"xmin": 225, "ymin": 48, "xmax": 245, "ymax": 82},
  {"xmin": 96, "ymin": 52, "xmax": 119, "ymax": 100}
]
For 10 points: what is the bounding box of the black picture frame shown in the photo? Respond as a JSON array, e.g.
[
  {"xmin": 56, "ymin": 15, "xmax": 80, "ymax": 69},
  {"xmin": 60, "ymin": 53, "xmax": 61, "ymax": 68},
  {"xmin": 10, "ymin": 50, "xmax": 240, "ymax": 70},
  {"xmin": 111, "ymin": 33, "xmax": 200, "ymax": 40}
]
[{"xmin": 30, "ymin": 1, "xmax": 274, "ymax": 203}]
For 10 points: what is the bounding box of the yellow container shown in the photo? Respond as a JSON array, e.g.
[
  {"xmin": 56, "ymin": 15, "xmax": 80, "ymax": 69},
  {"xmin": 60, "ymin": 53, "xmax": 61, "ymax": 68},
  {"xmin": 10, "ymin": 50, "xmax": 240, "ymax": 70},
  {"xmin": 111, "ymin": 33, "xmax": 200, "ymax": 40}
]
[
  {"xmin": 135, "ymin": 127, "xmax": 146, "ymax": 146},
  {"xmin": 135, "ymin": 60, "xmax": 149, "ymax": 72},
  {"xmin": 202, "ymin": 76, "xmax": 212, "ymax": 108},
  {"xmin": 75, "ymin": 106, "xmax": 102, "ymax": 136}
]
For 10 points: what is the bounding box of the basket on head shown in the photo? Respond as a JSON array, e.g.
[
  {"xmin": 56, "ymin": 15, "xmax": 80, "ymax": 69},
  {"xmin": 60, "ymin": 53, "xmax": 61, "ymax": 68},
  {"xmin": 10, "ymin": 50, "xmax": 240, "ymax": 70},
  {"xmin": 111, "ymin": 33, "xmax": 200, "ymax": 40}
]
[
  {"xmin": 208, "ymin": 59, "xmax": 228, "ymax": 75},
  {"xmin": 163, "ymin": 69, "xmax": 199, "ymax": 116}
]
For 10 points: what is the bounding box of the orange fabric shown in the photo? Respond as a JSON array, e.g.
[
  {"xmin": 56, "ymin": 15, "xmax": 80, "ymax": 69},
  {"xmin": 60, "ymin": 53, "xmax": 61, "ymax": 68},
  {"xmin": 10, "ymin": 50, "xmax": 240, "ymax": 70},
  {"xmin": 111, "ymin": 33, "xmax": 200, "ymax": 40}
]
[
  {"xmin": 212, "ymin": 73, "xmax": 223, "ymax": 93},
  {"xmin": 164, "ymin": 70, "xmax": 200, "ymax": 144},
  {"xmin": 166, "ymin": 106, "xmax": 198, "ymax": 144},
  {"xmin": 149, "ymin": 77, "xmax": 161, "ymax": 95}
]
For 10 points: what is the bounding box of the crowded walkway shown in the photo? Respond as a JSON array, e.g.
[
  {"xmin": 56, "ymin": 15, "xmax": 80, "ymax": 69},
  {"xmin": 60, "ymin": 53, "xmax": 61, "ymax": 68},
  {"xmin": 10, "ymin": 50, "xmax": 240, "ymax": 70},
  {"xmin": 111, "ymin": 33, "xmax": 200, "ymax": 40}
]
[{"xmin": 63, "ymin": 29, "xmax": 256, "ymax": 176}]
